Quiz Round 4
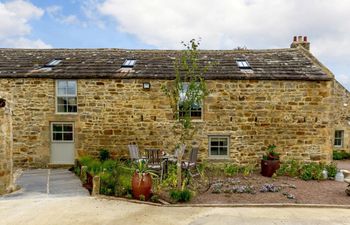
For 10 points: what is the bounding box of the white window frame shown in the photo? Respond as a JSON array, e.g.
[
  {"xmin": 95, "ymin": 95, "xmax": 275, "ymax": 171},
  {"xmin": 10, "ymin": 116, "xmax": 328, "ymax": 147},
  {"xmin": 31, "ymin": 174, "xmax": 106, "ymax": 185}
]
[
  {"xmin": 178, "ymin": 82, "xmax": 203, "ymax": 120},
  {"xmin": 122, "ymin": 59, "xmax": 136, "ymax": 67},
  {"xmin": 334, "ymin": 130, "xmax": 344, "ymax": 147},
  {"xmin": 55, "ymin": 80, "xmax": 78, "ymax": 114},
  {"xmin": 51, "ymin": 122, "xmax": 74, "ymax": 143},
  {"xmin": 208, "ymin": 135, "xmax": 230, "ymax": 159}
]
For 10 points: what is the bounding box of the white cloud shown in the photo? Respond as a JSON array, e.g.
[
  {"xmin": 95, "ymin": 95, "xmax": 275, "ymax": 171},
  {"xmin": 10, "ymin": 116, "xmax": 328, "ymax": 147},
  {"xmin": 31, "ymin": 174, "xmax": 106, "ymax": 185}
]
[
  {"xmin": 3, "ymin": 37, "xmax": 52, "ymax": 48},
  {"xmin": 97, "ymin": 0, "xmax": 350, "ymax": 89},
  {"xmin": 0, "ymin": 0, "xmax": 51, "ymax": 48},
  {"xmin": 46, "ymin": 5, "xmax": 83, "ymax": 26}
]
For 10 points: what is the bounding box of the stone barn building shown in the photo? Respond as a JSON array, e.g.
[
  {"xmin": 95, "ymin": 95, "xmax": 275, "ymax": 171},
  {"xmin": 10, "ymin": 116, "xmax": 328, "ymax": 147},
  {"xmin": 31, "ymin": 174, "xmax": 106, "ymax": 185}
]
[{"xmin": 0, "ymin": 37, "xmax": 349, "ymax": 169}]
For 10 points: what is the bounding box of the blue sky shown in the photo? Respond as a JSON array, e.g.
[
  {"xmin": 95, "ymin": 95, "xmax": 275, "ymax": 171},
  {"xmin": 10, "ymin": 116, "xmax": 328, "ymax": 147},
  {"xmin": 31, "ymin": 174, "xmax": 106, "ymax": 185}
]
[{"xmin": 1, "ymin": 0, "xmax": 350, "ymax": 90}]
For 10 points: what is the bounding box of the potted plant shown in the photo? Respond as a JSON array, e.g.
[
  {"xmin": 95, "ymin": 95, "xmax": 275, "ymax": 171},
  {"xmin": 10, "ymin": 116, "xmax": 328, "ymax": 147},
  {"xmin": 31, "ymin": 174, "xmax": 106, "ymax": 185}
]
[
  {"xmin": 261, "ymin": 144, "xmax": 280, "ymax": 177},
  {"xmin": 131, "ymin": 160, "xmax": 157, "ymax": 200}
]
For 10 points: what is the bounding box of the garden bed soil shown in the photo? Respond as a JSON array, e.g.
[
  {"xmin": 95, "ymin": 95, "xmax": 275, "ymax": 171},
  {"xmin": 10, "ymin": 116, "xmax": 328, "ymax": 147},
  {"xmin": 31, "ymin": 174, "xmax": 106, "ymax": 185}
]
[{"xmin": 190, "ymin": 169, "xmax": 350, "ymax": 205}]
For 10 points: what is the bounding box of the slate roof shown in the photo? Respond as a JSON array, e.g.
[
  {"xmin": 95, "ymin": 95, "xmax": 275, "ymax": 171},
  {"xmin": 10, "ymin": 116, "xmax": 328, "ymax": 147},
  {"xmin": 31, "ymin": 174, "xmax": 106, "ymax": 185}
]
[{"xmin": 0, "ymin": 48, "xmax": 332, "ymax": 81}]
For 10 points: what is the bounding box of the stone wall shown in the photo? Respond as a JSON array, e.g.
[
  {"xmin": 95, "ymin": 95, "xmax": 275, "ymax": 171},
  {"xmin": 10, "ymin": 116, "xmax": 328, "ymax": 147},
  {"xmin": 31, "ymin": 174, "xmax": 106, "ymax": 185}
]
[
  {"xmin": 0, "ymin": 92, "xmax": 13, "ymax": 194},
  {"xmin": 0, "ymin": 78, "xmax": 334, "ymax": 168},
  {"xmin": 332, "ymin": 80, "xmax": 350, "ymax": 152}
]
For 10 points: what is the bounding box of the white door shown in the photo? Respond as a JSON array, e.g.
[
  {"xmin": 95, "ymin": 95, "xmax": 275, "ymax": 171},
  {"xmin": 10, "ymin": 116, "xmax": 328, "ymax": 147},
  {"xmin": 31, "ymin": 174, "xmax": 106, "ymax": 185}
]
[{"xmin": 50, "ymin": 122, "xmax": 75, "ymax": 164}]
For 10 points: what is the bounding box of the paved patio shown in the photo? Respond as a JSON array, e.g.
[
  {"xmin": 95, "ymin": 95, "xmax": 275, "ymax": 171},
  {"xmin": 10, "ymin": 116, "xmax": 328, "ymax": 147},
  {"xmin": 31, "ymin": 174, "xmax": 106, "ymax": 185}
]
[{"xmin": 0, "ymin": 169, "xmax": 89, "ymax": 199}]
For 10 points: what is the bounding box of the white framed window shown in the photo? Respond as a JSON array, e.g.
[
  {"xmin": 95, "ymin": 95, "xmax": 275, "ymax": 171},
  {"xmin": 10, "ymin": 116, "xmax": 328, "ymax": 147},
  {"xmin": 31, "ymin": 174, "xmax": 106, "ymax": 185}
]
[
  {"xmin": 51, "ymin": 122, "xmax": 74, "ymax": 142},
  {"xmin": 122, "ymin": 59, "xmax": 136, "ymax": 67},
  {"xmin": 46, "ymin": 59, "xmax": 62, "ymax": 67},
  {"xmin": 209, "ymin": 136, "xmax": 230, "ymax": 158},
  {"xmin": 334, "ymin": 130, "xmax": 344, "ymax": 147},
  {"xmin": 56, "ymin": 80, "xmax": 77, "ymax": 113},
  {"xmin": 179, "ymin": 83, "xmax": 203, "ymax": 120}
]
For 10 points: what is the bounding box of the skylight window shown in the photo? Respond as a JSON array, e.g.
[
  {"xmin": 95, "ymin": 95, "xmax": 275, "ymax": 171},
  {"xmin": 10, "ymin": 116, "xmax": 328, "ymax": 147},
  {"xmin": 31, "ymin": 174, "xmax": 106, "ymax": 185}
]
[
  {"xmin": 45, "ymin": 59, "xmax": 62, "ymax": 67},
  {"xmin": 122, "ymin": 59, "xmax": 136, "ymax": 68},
  {"xmin": 236, "ymin": 60, "xmax": 251, "ymax": 69}
]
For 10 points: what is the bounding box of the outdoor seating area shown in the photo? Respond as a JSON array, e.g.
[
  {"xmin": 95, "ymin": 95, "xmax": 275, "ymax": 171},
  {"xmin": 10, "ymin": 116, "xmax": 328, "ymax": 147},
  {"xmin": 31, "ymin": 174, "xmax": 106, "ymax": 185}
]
[{"xmin": 127, "ymin": 143, "xmax": 195, "ymax": 181}]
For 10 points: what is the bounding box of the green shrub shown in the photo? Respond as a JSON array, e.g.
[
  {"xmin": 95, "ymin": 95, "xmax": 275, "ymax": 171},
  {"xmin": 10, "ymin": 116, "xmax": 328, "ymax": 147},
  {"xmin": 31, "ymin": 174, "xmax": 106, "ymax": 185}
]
[
  {"xmin": 102, "ymin": 160, "xmax": 118, "ymax": 173},
  {"xmin": 79, "ymin": 156, "xmax": 94, "ymax": 166},
  {"xmin": 276, "ymin": 160, "xmax": 300, "ymax": 177},
  {"xmin": 88, "ymin": 159, "xmax": 102, "ymax": 175},
  {"xmin": 224, "ymin": 164, "xmax": 240, "ymax": 176},
  {"xmin": 326, "ymin": 162, "xmax": 337, "ymax": 178},
  {"xmin": 100, "ymin": 172, "xmax": 116, "ymax": 196},
  {"xmin": 99, "ymin": 148, "xmax": 110, "ymax": 161},
  {"xmin": 160, "ymin": 164, "xmax": 177, "ymax": 189},
  {"xmin": 115, "ymin": 166, "xmax": 134, "ymax": 197},
  {"xmin": 299, "ymin": 162, "xmax": 323, "ymax": 181},
  {"xmin": 241, "ymin": 165, "xmax": 255, "ymax": 176},
  {"xmin": 333, "ymin": 150, "xmax": 350, "ymax": 160},
  {"xmin": 170, "ymin": 189, "xmax": 192, "ymax": 202},
  {"xmin": 74, "ymin": 166, "xmax": 81, "ymax": 176}
]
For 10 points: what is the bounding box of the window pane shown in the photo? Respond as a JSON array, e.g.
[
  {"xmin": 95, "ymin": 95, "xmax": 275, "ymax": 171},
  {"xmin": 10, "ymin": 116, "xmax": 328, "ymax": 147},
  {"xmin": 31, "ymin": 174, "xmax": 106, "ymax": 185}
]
[
  {"xmin": 68, "ymin": 97, "xmax": 77, "ymax": 105},
  {"xmin": 58, "ymin": 81, "xmax": 67, "ymax": 88},
  {"xmin": 57, "ymin": 97, "xmax": 66, "ymax": 105},
  {"xmin": 211, "ymin": 147, "xmax": 219, "ymax": 155},
  {"xmin": 53, "ymin": 124, "xmax": 62, "ymax": 132},
  {"xmin": 211, "ymin": 139, "xmax": 219, "ymax": 146},
  {"xmin": 57, "ymin": 104, "xmax": 67, "ymax": 112},
  {"xmin": 63, "ymin": 125, "xmax": 73, "ymax": 132},
  {"xmin": 219, "ymin": 147, "xmax": 228, "ymax": 155},
  {"xmin": 67, "ymin": 81, "xmax": 76, "ymax": 89},
  {"xmin": 53, "ymin": 133, "xmax": 62, "ymax": 141},
  {"xmin": 63, "ymin": 133, "xmax": 73, "ymax": 141},
  {"xmin": 68, "ymin": 105, "xmax": 77, "ymax": 112},
  {"xmin": 58, "ymin": 88, "xmax": 66, "ymax": 96}
]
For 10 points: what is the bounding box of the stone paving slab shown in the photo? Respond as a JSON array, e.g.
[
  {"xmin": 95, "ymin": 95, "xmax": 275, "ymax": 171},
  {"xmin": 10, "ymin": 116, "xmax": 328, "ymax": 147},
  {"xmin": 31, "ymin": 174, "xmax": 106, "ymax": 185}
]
[{"xmin": 0, "ymin": 169, "xmax": 89, "ymax": 199}]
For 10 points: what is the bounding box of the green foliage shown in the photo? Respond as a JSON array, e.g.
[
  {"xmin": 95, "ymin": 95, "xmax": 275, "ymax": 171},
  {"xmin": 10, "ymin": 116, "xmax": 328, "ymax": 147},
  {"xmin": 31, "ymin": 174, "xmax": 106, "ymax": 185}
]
[
  {"xmin": 276, "ymin": 160, "xmax": 300, "ymax": 177},
  {"xmin": 115, "ymin": 166, "xmax": 134, "ymax": 196},
  {"xmin": 150, "ymin": 194, "xmax": 159, "ymax": 203},
  {"xmin": 325, "ymin": 162, "xmax": 337, "ymax": 178},
  {"xmin": 242, "ymin": 165, "xmax": 255, "ymax": 176},
  {"xmin": 299, "ymin": 162, "xmax": 324, "ymax": 181},
  {"xmin": 263, "ymin": 144, "xmax": 280, "ymax": 160},
  {"xmin": 88, "ymin": 159, "xmax": 102, "ymax": 175},
  {"xmin": 160, "ymin": 164, "xmax": 178, "ymax": 189},
  {"xmin": 277, "ymin": 161, "xmax": 336, "ymax": 181},
  {"xmin": 101, "ymin": 159, "xmax": 118, "ymax": 173},
  {"xmin": 333, "ymin": 150, "xmax": 350, "ymax": 160},
  {"xmin": 222, "ymin": 164, "xmax": 255, "ymax": 177},
  {"xmin": 100, "ymin": 172, "xmax": 116, "ymax": 196},
  {"xmin": 74, "ymin": 166, "xmax": 81, "ymax": 176},
  {"xmin": 169, "ymin": 189, "xmax": 192, "ymax": 202},
  {"xmin": 133, "ymin": 160, "xmax": 158, "ymax": 178},
  {"xmin": 224, "ymin": 164, "xmax": 240, "ymax": 176},
  {"xmin": 99, "ymin": 148, "xmax": 110, "ymax": 161},
  {"xmin": 139, "ymin": 194, "xmax": 145, "ymax": 201},
  {"xmin": 79, "ymin": 156, "xmax": 94, "ymax": 167}
]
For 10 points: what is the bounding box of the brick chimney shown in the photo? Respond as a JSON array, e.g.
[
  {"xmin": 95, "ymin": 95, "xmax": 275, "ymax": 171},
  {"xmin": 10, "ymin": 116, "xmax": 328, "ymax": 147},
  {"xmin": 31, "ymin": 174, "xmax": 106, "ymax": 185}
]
[{"xmin": 290, "ymin": 35, "xmax": 310, "ymax": 50}]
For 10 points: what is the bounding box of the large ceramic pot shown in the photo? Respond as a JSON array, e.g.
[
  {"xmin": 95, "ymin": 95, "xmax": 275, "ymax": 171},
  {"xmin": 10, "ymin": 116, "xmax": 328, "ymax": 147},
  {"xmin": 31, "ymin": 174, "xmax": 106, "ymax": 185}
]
[
  {"xmin": 261, "ymin": 160, "xmax": 280, "ymax": 177},
  {"xmin": 132, "ymin": 172, "xmax": 152, "ymax": 200}
]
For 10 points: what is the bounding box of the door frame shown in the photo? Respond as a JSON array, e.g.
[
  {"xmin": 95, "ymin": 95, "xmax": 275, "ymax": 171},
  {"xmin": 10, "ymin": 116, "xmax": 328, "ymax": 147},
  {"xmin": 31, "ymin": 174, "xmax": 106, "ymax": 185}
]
[{"xmin": 50, "ymin": 122, "xmax": 75, "ymax": 164}]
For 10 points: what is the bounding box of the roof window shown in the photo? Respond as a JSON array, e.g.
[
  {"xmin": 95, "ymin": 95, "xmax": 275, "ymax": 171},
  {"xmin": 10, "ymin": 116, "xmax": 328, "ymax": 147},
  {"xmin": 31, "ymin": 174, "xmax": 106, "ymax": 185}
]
[
  {"xmin": 122, "ymin": 59, "xmax": 136, "ymax": 68},
  {"xmin": 45, "ymin": 59, "xmax": 62, "ymax": 67},
  {"xmin": 236, "ymin": 60, "xmax": 251, "ymax": 70}
]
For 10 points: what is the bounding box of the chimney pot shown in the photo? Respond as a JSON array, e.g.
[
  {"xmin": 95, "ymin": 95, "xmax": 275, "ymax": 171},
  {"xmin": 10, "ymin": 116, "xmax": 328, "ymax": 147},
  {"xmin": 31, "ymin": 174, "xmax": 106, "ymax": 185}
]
[{"xmin": 290, "ymin": 35, "xmax": 310, "ymax": 51}]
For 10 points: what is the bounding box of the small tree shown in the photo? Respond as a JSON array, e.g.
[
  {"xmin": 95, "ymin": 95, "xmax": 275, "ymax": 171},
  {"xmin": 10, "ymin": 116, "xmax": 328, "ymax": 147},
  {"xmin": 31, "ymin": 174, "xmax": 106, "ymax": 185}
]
[{"xmin": 162, "ymin": 39, "xmax": 211, "ymax": 189}]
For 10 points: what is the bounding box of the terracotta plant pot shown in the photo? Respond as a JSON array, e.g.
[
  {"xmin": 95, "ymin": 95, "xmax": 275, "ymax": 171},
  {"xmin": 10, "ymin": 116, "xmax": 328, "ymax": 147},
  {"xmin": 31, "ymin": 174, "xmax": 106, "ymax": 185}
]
[
  {"xmin": 261, "ymin": 159, "xmax": 280, "ymax": 177},
  {"xmin": 132, "ymin": 172, "xmax": 152, "ymax": 200}
]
